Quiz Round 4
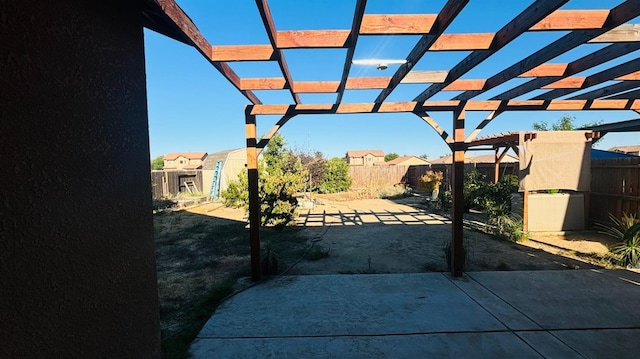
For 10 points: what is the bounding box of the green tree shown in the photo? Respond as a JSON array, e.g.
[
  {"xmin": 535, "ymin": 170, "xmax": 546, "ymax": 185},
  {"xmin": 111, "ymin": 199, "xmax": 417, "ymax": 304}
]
[
  {"xmin": 533, "ymin": 115, "xmax": 603, "ymax": 131},
  {"xmin": 295, "ymin": 150, "xmax": 326, "ymax": 192},
  {"xmin": 221, "ymin": 133, "xmax": 308, "ymax": 228},
  {"xmin": 319, "ymin": 158, "xmax": 352, "ymax": 193},
  {"xmin": 151, "ymin": 155, "xmax": 164, "ymax": 170},
  {"xmin": 419, "ymin": 154, "xmax": 429, "ymax": 160},
  {"xmin": 533, "ymin": 115, "xmax": 575, "ymax": 131},
  {"xmin": 384, "ymin": 152, "xmax": 399, "ymax": 162}
]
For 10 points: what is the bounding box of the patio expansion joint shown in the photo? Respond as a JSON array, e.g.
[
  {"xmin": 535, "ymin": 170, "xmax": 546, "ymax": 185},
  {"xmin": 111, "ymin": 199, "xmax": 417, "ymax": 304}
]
[{"xmin": 449, "ymin": 273, "xmax": 593, "ymax": 359}]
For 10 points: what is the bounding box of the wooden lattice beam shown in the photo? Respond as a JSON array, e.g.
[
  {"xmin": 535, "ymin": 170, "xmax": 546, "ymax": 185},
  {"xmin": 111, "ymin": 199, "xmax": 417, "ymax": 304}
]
[
  {"xmin": 415, "ymin": 0, "xmax": 569, "ymax": 102},
  {"xmin": 156, "ymin": 0, "xmax": 262, "ymax": 104},
  {"xmin": 359, "ymin": 14, "xmax": 437, "ymax": 35},
  {"xmin": 249, "ymin": 99, "xmax": 640, "ymax": 115},
  {"xmin": 533, "ymin": 57, "xmax": 640, "ymax": 100},
  {"xmin": 336, "ymin": 0, "xmax": 367, "ymax": 104},
  {"xmin": 374, "ymin": 0, "xmax": 469, "ymax": 104},
  {"xmin": 210, "ymin": 45, "xmax": 275, "ymax": 62},
  {"xmin": 275, "ymin": 30, "xmax": 351, "ymax": 48},
  {"xmin": 455, "ymin": 0, "xmax": 640, "ymax": 101},
  {"xmin": 255, "ymin": 0, "xmax": 300, "ymax": 103},
  {"xmin": 568, "ymin": 81, "xmax": 640, "ymax": 100},
  {"xmin": 530, "ymin": 9, "xmax": 610, "ymax": 30},
  {"xmin": 493, "ymin": 42, "xmax": 640, "ymax": 99}
]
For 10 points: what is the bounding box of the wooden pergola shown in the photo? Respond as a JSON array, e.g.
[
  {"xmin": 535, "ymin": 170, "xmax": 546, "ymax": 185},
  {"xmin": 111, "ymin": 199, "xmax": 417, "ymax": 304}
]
[{"xmin": 144, "ymin": 0, "xmax": 640, "ymax": 279}]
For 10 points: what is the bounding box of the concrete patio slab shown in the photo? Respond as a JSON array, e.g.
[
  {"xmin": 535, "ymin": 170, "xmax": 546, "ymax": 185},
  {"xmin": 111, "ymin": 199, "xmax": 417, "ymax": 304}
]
[
  {"xmin": 468, "ymin": 269, "xmax": 640, "ymax": 329},
  {"xmin": 198, "ymin": 273, "xmax": 508, "ymax": 337},
  {"xmin": 191, "ymin": 332, "xmax": 543, "ymax": 359},
  {"xmin": 191, "ymin": 270, "xmax": 640, "ymax": 358}
]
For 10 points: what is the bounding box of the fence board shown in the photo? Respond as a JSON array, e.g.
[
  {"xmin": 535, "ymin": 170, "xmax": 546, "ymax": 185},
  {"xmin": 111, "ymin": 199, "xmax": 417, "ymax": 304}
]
[
  {"xmin": 151, "ymin": 170, "xmax": 203, "ymax": 199},
  {"xmin": 590, "ymin": 158, "xmax": 640, "ymax": 224}
]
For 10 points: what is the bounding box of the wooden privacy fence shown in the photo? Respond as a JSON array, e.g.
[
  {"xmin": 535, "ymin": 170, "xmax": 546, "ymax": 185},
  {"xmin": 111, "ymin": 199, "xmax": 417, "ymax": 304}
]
[
  {"xmin": 590, "ymin": 158, "xmax": 640, "ymax": 224},
  {"xmin": 349, "ymin": 162, "xmax": 519, "ymax": 190},
  {"xmin": 348, "ymin": 165, "xmax": 410, "ymax": 189},
  {"xmin": 151, "ymin": 170, "xmax": 203, "ymax": 199}
]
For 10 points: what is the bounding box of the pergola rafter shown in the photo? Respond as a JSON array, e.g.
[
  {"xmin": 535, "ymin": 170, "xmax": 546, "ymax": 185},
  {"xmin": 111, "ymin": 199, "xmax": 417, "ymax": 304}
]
[{"xmin": 147, "ymin": 0, "xmax": 640, "ymax": 279}]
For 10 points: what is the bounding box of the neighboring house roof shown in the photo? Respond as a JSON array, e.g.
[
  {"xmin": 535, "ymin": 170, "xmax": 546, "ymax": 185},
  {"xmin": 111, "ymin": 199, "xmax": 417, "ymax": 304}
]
[
  {"xmin": 385, "ymin": 156, "xmax": 430, "ymax": 165},
  {"xmin": 471, "ymin": 154, "xmax": 519, "ymax": 163},
  {"xmin": 429, "ymin": 154, "xmax": 473, "ymax": 164},
  {"xmin": 609, "ymin": 145, "xmax": 640, "ymax": 154},
  {"xmin": 346, "ymin": 150, "xmax": 385, "ymax": 157},
  {"xmin": 164, "ymin": 152, "xmax": 208, "ymax": 161}
]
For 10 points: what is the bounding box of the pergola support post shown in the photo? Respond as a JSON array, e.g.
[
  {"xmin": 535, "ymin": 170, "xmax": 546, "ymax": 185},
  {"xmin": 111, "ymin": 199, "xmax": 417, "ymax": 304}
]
[
  {"xmin": 245, "ymin": 107, "xmax": 262, "ymax": 281},
  {"xmin": 451, "ymin": 109, "xmax": 466, "ymax": 277}
]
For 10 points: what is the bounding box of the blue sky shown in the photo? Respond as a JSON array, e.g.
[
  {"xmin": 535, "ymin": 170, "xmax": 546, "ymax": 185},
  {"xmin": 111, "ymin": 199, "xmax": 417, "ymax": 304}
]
[{"xmin": 144, "ymin": 0, "xmax": 639, "ymax": 160}]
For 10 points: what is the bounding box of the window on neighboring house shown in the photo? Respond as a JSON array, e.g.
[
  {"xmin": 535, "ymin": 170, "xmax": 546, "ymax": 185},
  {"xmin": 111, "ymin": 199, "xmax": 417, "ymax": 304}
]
[
  {"xmin": 168, "ymin": 160, "xmax": 174, "ymax": 165},
  {"xmin": 367, "ymin": 158, "xmax": 372, "ymax": 161},
  {"xmin": 179, "ymin": 160, "xmax": 185, "ymax": 164}
]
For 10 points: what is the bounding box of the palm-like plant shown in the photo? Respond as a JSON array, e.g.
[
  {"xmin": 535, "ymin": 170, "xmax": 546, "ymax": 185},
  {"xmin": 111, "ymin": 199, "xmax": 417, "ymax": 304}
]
[{"xmin": 597, "ymin": 213, "xmax": 640, "ymax": 268}]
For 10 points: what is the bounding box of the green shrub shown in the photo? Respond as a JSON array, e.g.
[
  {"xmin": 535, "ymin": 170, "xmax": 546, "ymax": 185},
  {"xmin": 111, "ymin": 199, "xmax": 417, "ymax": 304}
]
[
  {"xmin": 221, "ymin": 133, "xmax": 307, "ymax": 228},
  {"xmin": 318, "ymin": 157, "xmax": 352, "ymax": 194}
]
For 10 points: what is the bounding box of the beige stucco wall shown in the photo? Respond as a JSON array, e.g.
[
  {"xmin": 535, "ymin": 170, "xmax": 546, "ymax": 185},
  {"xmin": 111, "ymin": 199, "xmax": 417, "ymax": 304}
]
[{"xmin": 512, "ymin": 193, "xmax": 585, "ymax": 231}]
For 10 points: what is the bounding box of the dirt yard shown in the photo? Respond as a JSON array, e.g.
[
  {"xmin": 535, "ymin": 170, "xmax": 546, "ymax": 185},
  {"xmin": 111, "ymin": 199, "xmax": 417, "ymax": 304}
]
[{"xmin": 154, "ymin": 193, "xmax": 621, "ymax": 344}]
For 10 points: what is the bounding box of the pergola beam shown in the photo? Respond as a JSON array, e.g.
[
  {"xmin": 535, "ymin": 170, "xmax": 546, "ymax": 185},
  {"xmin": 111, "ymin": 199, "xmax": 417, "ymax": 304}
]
[
  {"xmin": 249, "ymin": 99, "xmax": 640, "ymax": 115},
  {"xmin": 457, "ymin": 0, "xmax": 640, "ymax": 101},
  {"xmin": 255, "ymin": 0, "xmax": 300, "ymax": 103},
  {"xmin": 374, "ymin": 0, "xmax": 469, "ymax": 104},
  {"xmin": 533, "ymin": 57, "xmax": 640, "ymax": 100},
  {"xmin": 415, "ymin": 0, "xmax": 569, "ymax": 102},
  {"xmin": 156, "ymin": 0, "xmax": 262, "ymax": 104},
  {"xmin": 276, "ymin": 30, "xmax": 351, "ymax": 48},
  {"xmin": 336, "ymin": 0, "xmax": 367, "ymax": 104},
  {"xmin": 492, "ymin": 42, "xmax": 640, "ymax": 99},
  {"xmin": 359, "ymin": 14, "xmax": 437, "ymax": 35},
  {"xmin": 568, "ymin": 81, "xmax": 640, "ymax": 100},
  {"xmin": 530, "ymin": 9, "xmax": 610, "ymax": 30},
  {"xmin": 414, "ymin": 112, "xmax": 453, "ymax": 145}
]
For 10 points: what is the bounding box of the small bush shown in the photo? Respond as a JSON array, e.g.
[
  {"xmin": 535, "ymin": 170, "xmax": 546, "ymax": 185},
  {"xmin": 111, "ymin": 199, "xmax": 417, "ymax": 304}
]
[
  {"xmin": 419, "ymin": 170, "xmax": 443, "ymax": 191},
  {"xmin": 597, "ymin": 213, "xmax": 640, "ymax": 267},
  {"xmin": 378, "ymin": 184, "xmax": 411, "ymax": 199},
  {"xmin": 488, "ymin": 213, "xmax": 528, "ymax": 242}
]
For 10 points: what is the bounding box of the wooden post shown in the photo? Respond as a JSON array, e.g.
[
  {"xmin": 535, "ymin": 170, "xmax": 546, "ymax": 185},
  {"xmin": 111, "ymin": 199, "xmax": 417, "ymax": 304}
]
[
  {"xmin": 523, "ymin": 190, "xmax": 529, "ymax": 232},
  {"xmin": 494, "ymin": 147, "xmax": 500, "ymax": 184},
  {"xmin": 245, "ymin": 107, "xmax": 261, "ymax": 281},
  {"xmin": 451, "ymin": 109, "xmax": 466, "ymax": 277}
]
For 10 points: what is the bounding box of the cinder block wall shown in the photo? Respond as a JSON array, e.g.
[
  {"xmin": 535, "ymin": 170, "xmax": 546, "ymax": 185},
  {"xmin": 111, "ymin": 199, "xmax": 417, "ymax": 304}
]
[{"xmin": 1, "ymin": 1, "xmax": 160, "ymax": 357}]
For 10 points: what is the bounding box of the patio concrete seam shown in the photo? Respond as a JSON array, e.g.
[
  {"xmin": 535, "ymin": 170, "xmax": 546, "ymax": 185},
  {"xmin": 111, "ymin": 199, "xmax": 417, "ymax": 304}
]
[
  {"xmin": 514, "ymin": 330, "xmax": 587, "ymax": 359},
  {"xmin": 462, "ymin": 272, "xmax": 543, "ymax": 329},
  {"xmin": 194, "ymin": 328, "xmax": 524, "ymax": 340}
]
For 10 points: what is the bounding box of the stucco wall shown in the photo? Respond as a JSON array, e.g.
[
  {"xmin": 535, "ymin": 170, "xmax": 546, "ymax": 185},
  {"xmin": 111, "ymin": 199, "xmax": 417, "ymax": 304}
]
[{"xmin": 1, "ymin": 1, "xmax": 160, "ymax": 357}]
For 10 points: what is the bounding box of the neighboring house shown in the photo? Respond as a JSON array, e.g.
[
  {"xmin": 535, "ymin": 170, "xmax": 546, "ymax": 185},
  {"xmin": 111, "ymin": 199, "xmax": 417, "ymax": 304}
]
[
  {"xmin": 163, "ymin": 152, "xmax": 208, "ymax": 170},
  {"xmin": 346, "ymin": 150, "xmax": 385, "ymax": 166},
  {"xmin": 610, "ymin": 145, "xmax": 640, "ymax": 156},
  {"xmin": 385, "ymin": 156, "xmax": 431, "ymax": 166}
]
